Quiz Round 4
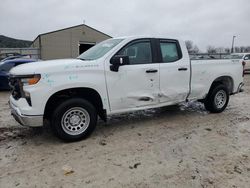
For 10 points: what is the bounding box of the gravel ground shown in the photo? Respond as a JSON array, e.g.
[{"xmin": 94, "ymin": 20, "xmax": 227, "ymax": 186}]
[{"xmin": 0, "ymin": 75, "xmax": 250, "ymax": 188}]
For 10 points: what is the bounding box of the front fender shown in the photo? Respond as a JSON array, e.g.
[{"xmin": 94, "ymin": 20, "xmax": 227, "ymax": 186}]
[{"xmin": 23, "ymin": 71, "xmax": 109, "ymax": 115}]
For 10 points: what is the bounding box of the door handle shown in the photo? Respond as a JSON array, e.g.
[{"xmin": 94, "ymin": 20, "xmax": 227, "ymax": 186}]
[
  {"xmin": 146, "ymin": 69, "xmax": 158, "ymax": 73},
  {"xmin": 178, "ymin": 67, "xmax": 188, "ymax": 71}
]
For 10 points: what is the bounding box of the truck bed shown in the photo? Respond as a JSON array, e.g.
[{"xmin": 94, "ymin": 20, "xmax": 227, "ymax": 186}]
[{"xmin": 188, "ymin": 59, "xmax": 243, "ymax": 100}]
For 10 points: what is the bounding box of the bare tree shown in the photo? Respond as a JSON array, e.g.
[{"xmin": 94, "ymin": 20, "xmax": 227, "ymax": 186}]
[
  {"xmin": 197, "ymin": 44, "xmax": 250, "ymax": 54},
  {"xmin": 185, "ymin": 40, "xmax": 200, "ymax": 54},
  {"xmin": 225, "ymin": 48, "xmax": 230, "ymax": 53},
  {"xmin": 234, "ymin": 47, "xmax": 240, "ymax": 53},
  {"xmin": 240, "ymin": 46, "xmax": 245, "ymax": 53},
  {"xmin": 185, "ymin": 40, "xmax": 193, "ymax": 53},
  {"xmin": 192, "ymin": 45, "xmax": 200, "ymax": 53},
  {"xmin": 207, "ymin": 46, "xmax": 216, "ymax": 54},
  {"xmin": 215, "ymin": 47, "xmax": 225, "ymax": 53}
]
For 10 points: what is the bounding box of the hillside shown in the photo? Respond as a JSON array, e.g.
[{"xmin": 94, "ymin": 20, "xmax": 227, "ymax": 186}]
[{"xmin": 0, "ymin": 35, "xmax": 32, "ymax": 48}]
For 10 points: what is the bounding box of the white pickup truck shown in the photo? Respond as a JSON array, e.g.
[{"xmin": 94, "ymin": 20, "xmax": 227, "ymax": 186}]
[{"xmin": 9, "ymin": 36, "xmax": 244, "ymax": 141}]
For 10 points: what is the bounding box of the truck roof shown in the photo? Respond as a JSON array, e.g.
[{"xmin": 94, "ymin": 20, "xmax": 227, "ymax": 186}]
[{"xmin": 112, "ymin": 35, "xmax": 180, "ymax": 41}]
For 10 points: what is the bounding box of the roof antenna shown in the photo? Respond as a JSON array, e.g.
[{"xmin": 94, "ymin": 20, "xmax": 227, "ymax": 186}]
[{"xmin": 82, "ymin": 20, "xmax": 86, "ymax": 35}]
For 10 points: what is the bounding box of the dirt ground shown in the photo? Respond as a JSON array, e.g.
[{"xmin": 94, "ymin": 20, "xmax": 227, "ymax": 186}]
[{"xmin": 0, "ymin": 75, "xmax": 250, "ymax": 188}]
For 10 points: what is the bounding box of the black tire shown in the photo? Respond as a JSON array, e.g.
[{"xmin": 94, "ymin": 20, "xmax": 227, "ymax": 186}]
[
  {"xmin": 51, "ymin": 98, "xmax": 97, "ymax": 141},
  {"xmin": 204, "ymin": 84, "xmax": 229, "ymax": 113}
]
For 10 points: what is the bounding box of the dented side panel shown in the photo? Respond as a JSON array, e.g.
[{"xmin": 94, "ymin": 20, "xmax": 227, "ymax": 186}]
[
  {"xmin": 158, "ymin": 40, "xmax": 191, "ymax": 104},
  {"xmin": 105, "ymin": 63, "xmax": 160, "ymax": 112},
  {"xmin": 189, "ymin": 59, "xmax": 243, "ymax": 100}
]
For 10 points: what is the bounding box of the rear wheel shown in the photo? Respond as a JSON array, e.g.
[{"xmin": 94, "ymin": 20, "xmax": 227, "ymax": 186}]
[
  {"xmin": 51, "ymin": 98, "xmax": 97, "ymax": 141},
  {"xmin": 204, "ymin": 84, "xmax": 229, "ymax": 113}
]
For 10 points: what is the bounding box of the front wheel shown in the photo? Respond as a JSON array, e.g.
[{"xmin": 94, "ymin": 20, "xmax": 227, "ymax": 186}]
[
  {"xmin": 51, "ymin": 98, "xmax": 97, "ymax": 141},
  {"xmin": 204, "ymin": 84, "xmax": 229, "ymax": 113}
]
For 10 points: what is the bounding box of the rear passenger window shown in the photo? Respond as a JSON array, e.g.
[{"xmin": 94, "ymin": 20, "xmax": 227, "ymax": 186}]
[{"xmin": 160, "ymin": 41, "xmax": 181, "ymax": 63}]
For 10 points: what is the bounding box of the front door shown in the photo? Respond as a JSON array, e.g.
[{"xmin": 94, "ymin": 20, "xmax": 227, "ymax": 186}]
[{"xmin": 106, "ymin": 39, "xmax": 160, "ymax": 113}]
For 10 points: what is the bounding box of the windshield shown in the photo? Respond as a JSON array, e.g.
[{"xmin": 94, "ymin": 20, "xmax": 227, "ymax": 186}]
[
  {"xmin": 77, "ymin": 38, "xmax": 123, "ymax": 60},
  {"xmin": 0, "ymin": 62, "xmax": 13, "ymax": 72}
]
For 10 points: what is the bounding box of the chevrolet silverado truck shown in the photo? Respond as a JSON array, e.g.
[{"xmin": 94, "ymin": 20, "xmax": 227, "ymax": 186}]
[{"xmin": 9, "ymin": 36, "xmax": 244, "ymax": 141}]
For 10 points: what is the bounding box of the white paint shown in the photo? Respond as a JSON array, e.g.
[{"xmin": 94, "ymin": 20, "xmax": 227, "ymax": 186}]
[
  {"xmin": 9, "ymin": 36, "xmax": 244, "ymax": 122},
  {"xmin": 159, "ymin": 41, "xmax": 190, "ymax": 104},
  {"xmin": 105, "ymin": 63, "xmax": 160, "ymax": 111}
]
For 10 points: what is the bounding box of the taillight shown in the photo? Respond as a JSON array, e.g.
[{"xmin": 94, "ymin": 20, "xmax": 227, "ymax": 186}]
[{"xmin": 242, "ymin": 61, "xmax": 246, "ymax": 77}]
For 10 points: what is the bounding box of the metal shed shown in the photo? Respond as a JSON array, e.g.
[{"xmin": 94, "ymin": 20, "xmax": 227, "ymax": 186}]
[{"xmin": 31, "ymin": 24, "xmax": 111, "ymax": 60}]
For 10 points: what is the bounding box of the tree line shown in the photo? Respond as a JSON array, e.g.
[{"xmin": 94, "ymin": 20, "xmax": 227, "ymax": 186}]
[
  {"xmin": 185, "ymin": 40, "xmax": 250, "ymax": 54},
  {"xmin": 0, "ymin": 35, "xmax": 32, "ymax": 48}
]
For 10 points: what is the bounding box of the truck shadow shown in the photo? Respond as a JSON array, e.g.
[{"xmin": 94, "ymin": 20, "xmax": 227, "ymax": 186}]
[
  {"xmin": 107, "ymin": 101, "xmax": 205, "ymax": 123},
  {"xmin": 0, "ymin": 101, "xmax": 207, "ymax": 144},
  {"xmin": 97, "ymin": 101, "xmax": 207, "ymax": 131}
]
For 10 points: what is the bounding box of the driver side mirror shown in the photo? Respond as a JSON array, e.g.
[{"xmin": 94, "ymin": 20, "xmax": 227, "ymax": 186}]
[
  {"xmin": 244, "ymin": 56, "xmax": 249, "ymax": 60},
  {"xmin": 110, "ymin": 55, "xmax": 130, "ymax": 72}
]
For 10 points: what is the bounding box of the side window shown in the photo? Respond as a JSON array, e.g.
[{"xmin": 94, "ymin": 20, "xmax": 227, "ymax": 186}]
[
  {"xmin": 117, "ymin": 40, "xmax": 152, "ymax": 64},
  {"xmin": 160, "ymin": 41, "xmax": 180, "ymax": 63}
]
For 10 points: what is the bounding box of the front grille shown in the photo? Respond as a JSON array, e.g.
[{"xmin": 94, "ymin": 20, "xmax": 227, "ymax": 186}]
[{"xmin": 9, "ymin": 76, "xmax": 22, "ymax": 100}]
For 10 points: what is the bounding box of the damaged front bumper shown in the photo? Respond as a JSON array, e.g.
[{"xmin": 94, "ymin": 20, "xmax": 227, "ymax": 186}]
[{"xmin": 9, "ymin": 97, "xmax": 43, "ymax": 127}]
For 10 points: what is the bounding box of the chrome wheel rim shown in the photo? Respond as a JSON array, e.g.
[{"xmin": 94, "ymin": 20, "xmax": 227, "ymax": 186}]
[
  {"xmin": 214, "ymin": 90, "xmax": 227, "ymax": 109},
  {"xmin": 61, "ymin": 107, "xmax": 90, "ymax": 135}
]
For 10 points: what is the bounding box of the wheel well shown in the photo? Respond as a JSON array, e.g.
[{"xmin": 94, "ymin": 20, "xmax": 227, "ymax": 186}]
[
  {"xmin": 210, "ymin": 76, "xmax": 234, "ymax": 94},
  {"xmin": 44, "ymin": 88, "xmax": 106, "ymax": 122}
]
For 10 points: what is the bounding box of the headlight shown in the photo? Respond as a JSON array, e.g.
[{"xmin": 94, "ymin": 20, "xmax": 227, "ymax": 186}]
[{"xmin": 20, "ymin": 74, "xmax": 41, "ymax": 86}]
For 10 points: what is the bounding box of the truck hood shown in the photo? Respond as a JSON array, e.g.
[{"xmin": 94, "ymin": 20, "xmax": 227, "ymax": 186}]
[{"xmin": 10, "ymin": 59, "xmax": 97, "ymax": 75}]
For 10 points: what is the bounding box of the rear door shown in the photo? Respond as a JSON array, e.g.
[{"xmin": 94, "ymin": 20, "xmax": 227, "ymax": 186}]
[{"xmin": 158, "ymin": 39, "xmax": 190, "ymax": 104}]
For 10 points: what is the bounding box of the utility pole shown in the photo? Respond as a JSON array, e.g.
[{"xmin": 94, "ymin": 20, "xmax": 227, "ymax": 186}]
[{"xmin": 231, "ymin": 35, "xmax": 236, "ymax": 53}]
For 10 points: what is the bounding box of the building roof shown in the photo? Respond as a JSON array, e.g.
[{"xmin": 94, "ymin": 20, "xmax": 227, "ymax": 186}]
[{"xmin": 32, "ymin": 24, "xmax": 112, "ymax": 43}]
